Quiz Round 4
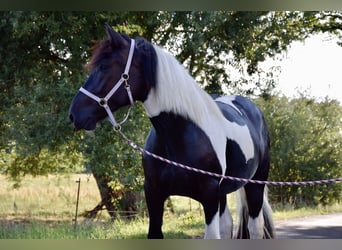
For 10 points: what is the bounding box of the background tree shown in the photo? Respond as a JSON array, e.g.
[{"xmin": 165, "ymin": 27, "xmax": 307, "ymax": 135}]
[
  {"xmin": 0, "ymin": 11, "xmax": 158, "ymax": 214},
  {"xmin": 1, "ymin": 11, "xmax": 342, "ymax": 217},
  {"xmin": 256, "ymin": 95, "xmax": 342, "ymax": 207}
]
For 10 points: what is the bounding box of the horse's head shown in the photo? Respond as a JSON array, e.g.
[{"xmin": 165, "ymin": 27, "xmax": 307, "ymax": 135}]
[{"xmin": 69, "ymin": 24, "xmax": 156, "ymax": 130}]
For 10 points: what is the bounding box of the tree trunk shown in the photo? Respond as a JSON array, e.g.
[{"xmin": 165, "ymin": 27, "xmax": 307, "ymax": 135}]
[{"xmin": 83, "ymin": 171, "xmax": 143, "ymax": 220}]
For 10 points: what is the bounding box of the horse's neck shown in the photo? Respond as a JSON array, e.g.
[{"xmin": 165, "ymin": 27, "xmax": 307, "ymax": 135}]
[
  {"xmin": 148, "ymin": 111, "xmax": 207, "ymax": 157},
  {"xmin": 149, "ymin": 112, "xmax": 190, "ymax": 138}
]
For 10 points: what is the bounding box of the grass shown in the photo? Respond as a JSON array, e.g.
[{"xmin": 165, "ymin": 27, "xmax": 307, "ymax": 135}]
[
  {"xmin": 0, "ymin": 174, "xmax": 101, "ymax": 220},
  {"xmin": 0, "ymin": 174, "xmax": 340, "ymax": 239},
  {"xmin": 272, "ymin": 202, "xmax": 342, "ymax": 220}
]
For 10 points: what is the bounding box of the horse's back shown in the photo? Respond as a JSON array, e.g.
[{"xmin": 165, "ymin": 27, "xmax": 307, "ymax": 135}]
[
  {"xmin": 215, "ymin": 95, "xmax": 265, "ymax": 129},
  {"xmin": 215, "ymin": 95, "xmax": 268, "ymax": 148}
]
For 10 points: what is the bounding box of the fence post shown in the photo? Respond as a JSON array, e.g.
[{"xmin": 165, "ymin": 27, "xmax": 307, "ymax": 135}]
[{"xmin": 73, "ymin": 178, "xmax": 81, "ymax": 232}]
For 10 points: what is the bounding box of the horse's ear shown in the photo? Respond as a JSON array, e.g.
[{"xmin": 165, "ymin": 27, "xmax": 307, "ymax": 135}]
[{"xmin": 104, "ymin": 23, "xmax": 128, "ymax": 48}]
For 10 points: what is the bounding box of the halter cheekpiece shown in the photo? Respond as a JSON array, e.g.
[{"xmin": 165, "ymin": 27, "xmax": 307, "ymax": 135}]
[{"xmin": 79, "ymin": 39, "xmax": 135, "ymax": 129}]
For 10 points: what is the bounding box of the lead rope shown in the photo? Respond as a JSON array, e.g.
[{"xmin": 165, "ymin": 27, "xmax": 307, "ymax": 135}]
[{"xmin": 115, "ymin": 128, "xmax": 342, "ymax": 186}]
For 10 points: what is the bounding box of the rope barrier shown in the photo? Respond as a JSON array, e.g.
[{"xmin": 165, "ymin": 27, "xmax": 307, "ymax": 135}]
[{"xmin": 117, "ymin": 129, "xmax": 342, "ymax": 186}]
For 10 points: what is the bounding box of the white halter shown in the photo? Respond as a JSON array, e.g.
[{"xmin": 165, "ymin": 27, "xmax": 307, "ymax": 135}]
[{"xmin": 79, "ymin": 39, "xmax": 135, "ymax": 129}]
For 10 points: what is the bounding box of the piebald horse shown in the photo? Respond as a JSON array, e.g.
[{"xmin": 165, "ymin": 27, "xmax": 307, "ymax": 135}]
[{"xmin": 69, "ymin": 24, "xmax": 275, "ymax": 239}]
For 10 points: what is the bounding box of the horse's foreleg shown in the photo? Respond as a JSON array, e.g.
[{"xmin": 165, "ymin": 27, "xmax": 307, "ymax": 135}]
[
  {"xmin": 202, "ymin": 187, "xmax": 221, "ymax": 239},
  {"xmin": 204, "ymin": 209, "xmax": 220, "ymax": 239},
  {"xmin": 144, "ymin": 184, "xmax": 166, "ymax": 239},
  {"xmin": 219, "ymin": 195, "xmax": 233, "ymax": 239}
]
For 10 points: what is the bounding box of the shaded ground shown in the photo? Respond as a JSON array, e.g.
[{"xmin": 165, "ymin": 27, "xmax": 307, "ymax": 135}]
[{"xmin": 275, "ymin": 213, "xmax": 342, "ymax": 239}]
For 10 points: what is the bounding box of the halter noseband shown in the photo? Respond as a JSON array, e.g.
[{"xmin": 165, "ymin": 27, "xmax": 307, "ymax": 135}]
[{"xmin": 79, "ymin": 39, "xmax": 135, "ymax": 129}]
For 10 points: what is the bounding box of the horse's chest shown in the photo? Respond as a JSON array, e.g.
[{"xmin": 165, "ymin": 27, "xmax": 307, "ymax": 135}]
[{"xmin": 164, "ymin": 123, "xmax": 223, "ymax": 174}]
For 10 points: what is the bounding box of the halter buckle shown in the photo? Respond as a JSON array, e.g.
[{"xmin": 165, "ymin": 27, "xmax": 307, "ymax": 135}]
[
  {"xmin": 113, "ymin": 124, "xmax": 121, "ymax": 132},
  {"xmin": 99, "ymin": 98, "xmax": 107, "ymax": 107},
  {"xmin": 121, "ymin": 73, "xmax": 129, "ymax": 81},
  {"xmin": 122, "ymin": 73, "xmax": 130, "ymax": 88}
]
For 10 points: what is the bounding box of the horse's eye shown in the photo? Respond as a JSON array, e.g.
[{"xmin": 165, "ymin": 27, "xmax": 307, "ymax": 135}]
[
  {"xmin": 99, "ymin": 65, "xmax": 106, "ymax": 71},
  {"xmin": 99, "ymin": 64, "xmax": 110, "ymax": 71}
]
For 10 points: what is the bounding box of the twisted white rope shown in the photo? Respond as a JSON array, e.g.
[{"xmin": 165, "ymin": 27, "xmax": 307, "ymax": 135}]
[{"xmin": 117, "ymin": 129, "xmax": 342, "ymax": 186}]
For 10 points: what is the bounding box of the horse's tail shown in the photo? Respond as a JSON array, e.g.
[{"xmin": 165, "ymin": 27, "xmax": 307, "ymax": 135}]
[{"xmin": 235, "ymin": 186, "xmax": 276, "ymax": 239}]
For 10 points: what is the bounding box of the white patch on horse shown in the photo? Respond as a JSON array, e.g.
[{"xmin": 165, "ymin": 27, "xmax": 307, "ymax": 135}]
[
  {"xmin": 248, "ymin": 213, "xmax": 265, "ymax": 239},
  {"xmin": 224, "ymin": 121, "xmax": 255, "ymax": 162},
  {"xmin": 204, "ymin": 211, "xmax": 221, "ymax": 239},
  {"xmin": 214, "ymin": 95, "xmax": 255, "ymax": 162},
  {"xmin": 219, "ymin": 204, "xmax": 233, "ymax": 239},
  {"xmin": 215, "ymin": 95, "xmax": 243, "ymax": 116},
  {"xmin": 143, "ymin": 45, "xmax": 254, "ymax": 175}
]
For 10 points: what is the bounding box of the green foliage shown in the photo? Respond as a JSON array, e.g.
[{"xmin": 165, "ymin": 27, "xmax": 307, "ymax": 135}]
[
  {"xmin": 0, "ymin": 11, "xmax": 162, "ymax": 181},
  {"xmin": 256, "ymin": 96, "xmax": 342, "ymax": 207},
  {"xmin": 155, "ymin": 11, "xmax": 322, "ymax": 94},
  {"xmin": 80, "ymin": 103, "xmax": 149, "ymax": 192}
]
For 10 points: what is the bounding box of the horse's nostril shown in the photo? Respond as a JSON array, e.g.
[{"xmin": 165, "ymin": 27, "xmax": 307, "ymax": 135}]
[{"xmin": 69, "ymin": 113, "xmax": 74, "ymax": 123}]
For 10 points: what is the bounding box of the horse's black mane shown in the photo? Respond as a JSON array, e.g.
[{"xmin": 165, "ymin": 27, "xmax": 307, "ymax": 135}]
[{"xmin": 135, "ymin": 36, "xmax": 157, "ymax": 89}]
